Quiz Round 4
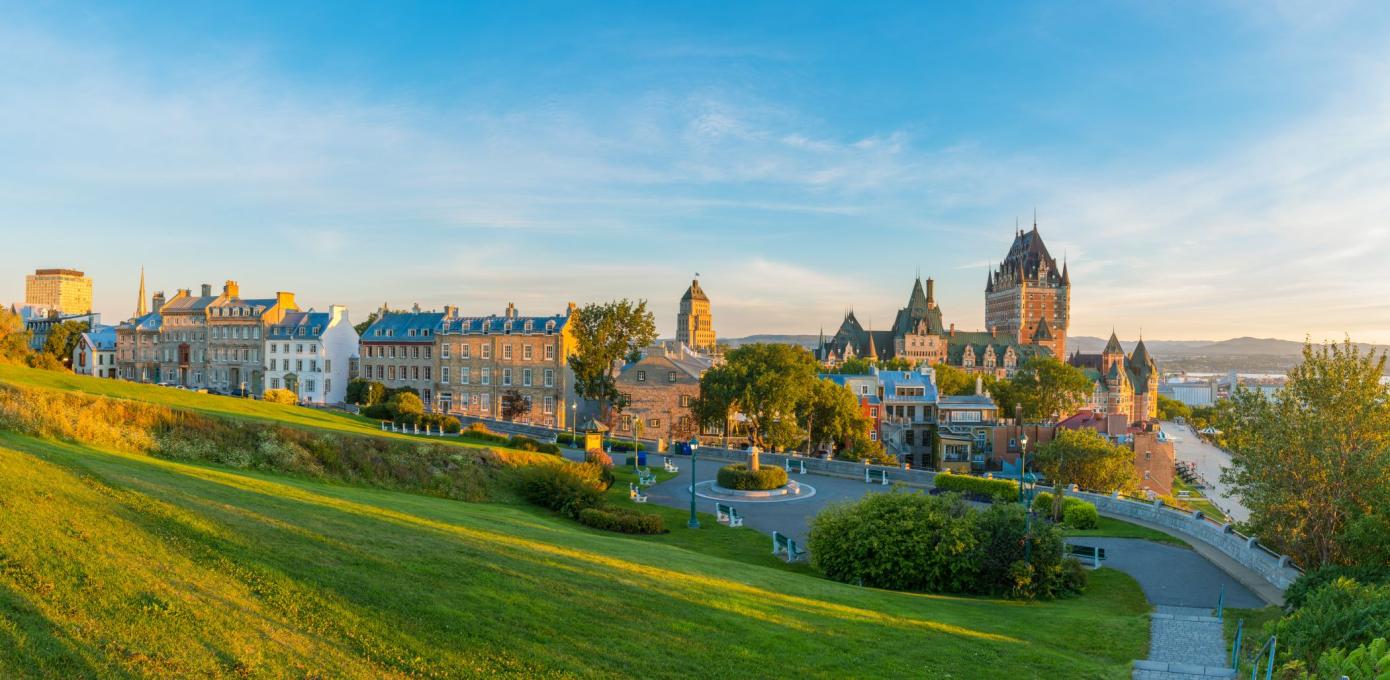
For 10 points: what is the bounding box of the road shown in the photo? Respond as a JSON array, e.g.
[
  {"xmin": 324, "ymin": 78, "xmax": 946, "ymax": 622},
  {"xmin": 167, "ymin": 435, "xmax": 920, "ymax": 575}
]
[{"xmin": 1162, "ymin": 421, "xmax": 1249, "ymax": 523}]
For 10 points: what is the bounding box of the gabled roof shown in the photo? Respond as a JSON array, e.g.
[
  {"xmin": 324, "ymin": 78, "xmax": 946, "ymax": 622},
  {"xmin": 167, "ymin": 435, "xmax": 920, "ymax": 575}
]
[
  {"xmin": 80, "ymin": 326, "xmax": 117, "ymax": 351},
  {"xmin": 119, "ymin": 310, "xmax": 163, "ymax": 332},
  {"xmin": 944, "ymin": 331, "xmax": 1052, "ymax": 365}
]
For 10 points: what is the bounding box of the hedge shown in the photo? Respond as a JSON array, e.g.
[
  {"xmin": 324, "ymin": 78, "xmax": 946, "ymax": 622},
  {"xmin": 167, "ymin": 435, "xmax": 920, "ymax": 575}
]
[
  {"xmin": 1062, "ymin": 502, "xmax": 1099, "ymax": 530},
  {"xmin": 933, "ymin": 473, "xmax": 1018, "ymax": 502},
  {"xmin": 577, "ymin": 507, "xmax": 666, "ymax": 534},
  {"xmin": 515, "ymin": 464, "xmax": 605, "ymax": 519},
  {"xmin": 716, "ymin": 464, "xmax": 788, "ymax": 490}
]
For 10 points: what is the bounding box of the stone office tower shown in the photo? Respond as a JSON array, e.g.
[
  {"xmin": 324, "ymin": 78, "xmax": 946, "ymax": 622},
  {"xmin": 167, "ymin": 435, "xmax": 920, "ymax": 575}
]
[
  {"xmin": 985, "ymin": 222, "xmax": 1070, "ymax": 358},
  {"xmin": 676, "ymin": 279, "xmax": 716, "ymax": 352}
]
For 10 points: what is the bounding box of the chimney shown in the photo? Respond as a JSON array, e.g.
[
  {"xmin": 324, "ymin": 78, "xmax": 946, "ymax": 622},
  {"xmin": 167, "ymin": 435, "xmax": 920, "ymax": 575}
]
[
  {"xmin": 926, "ymin": 277, "xmax": 935, "ymax": 301},
  {"xmin": 329, "ymin": 304, "xmax": 347, "ymax": 323},
  {"xmin": 443, "ymin": 305, "xmax": 458, "ymax": 318},
  {"xmin": 566, "ymin": 302, "xmax": 576, "ymax": 316},
  {"xmin": 506, "ymin": 302, "xmax": 516, "ymax": 319},
  {"xmin": 152, "ymin": 291, "xmax": 166, "ymax": 311},
  {"xmin": 276, "ymin": 292, "xmax": 297, "ymax": 310},
  {"xmin": 200, "ymin": 283, "xmax": 212, "ymax": 297},
  {"xmin": 222, "ymin": 280, "xmax": 239, "ymax": 298},
  {"xmin": 412, "ymin": 302, "xmax": 421, "ymax": 313}
]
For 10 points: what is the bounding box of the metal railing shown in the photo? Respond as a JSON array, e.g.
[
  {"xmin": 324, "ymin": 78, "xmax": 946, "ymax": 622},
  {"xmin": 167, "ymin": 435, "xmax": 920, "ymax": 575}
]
[
  {"xmin": 1245, "ymin": 635, "xmax": 1277, "ymax": 680},
  {"xmin": 1230, "ymin": 619, "xmax": 1243, "ymax": 670}
]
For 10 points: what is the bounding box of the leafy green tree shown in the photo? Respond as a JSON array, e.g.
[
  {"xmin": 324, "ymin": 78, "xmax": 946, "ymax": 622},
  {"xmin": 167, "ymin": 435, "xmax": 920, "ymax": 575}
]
[
  {"xmin": 878, "ymin": 357, "xmax": 914, "ymax": 371},
  {"xmin": 43, "ymin": 320, "xmax": 89, "ymax": 368},
  {"xmin": 1156, "ymin": 395, "xmax": 1192, "ymax": 422},
  {"xmin": 567, "ymin": 299, "xmax": 658, "ymax": 422},
  {"xmin": 0, "ymin": 307, "xmax": 32, "ymax": 363},
  {"xmin": 1218, "ymin": 340, "xmax": 1390, "ymax": 567},
  {"xmin": 932, "ymin": 363, "xmax": 974, "ymax": 395},
  {"xmin": 1009, "ymin": 356, "xmax": 1093, "ymax": 422},
  {"xmin": 386, "ymin": 391, "xmax": 424, "ymax": 422},
  {"xmin": 345, "ymin": 379, "xmax": 386, "ymax": 406},
  {"xmin": 826, "ymin": 356, "xmax": 876, "ymax": 375},
  {"xmin": 1032, "ymin": 428, "xmax": 1138, "ymax": 518},
  {"xmin": 353, "ymin": 311, "xmax": 380, "ymax": 337},
  {"xmin": 695, "ymin": 343, "xmax": 818, "ymax": 466},
  {"xmin": 800, "ymin": 378, "xmax": 871, "ymax": 452}
]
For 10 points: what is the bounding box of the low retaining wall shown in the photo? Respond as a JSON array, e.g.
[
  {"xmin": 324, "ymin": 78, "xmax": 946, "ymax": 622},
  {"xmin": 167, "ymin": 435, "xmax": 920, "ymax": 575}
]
[{"xmin": 1059, "ymin": 488, "xmax": 1301, "ymax": 590}]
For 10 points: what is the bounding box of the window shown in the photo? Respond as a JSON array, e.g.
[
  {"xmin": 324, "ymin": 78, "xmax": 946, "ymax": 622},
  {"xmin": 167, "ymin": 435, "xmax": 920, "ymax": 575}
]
[
  {"xmin": 441, "ymin": 366, "xmax": 450, "ymax": 384},
  {"xmin": 481, "ymin": 344, "xmax": 491, "ymax": 359},
  {"xmin": 543, "ymin": 396, "xmax": 554, "ymax": 414},
  {"xmin": 544, "ymin": 344, "xmax": 555, "ymax": 360},
  {"xmin": 309, "ymin": 344, "xmax": 317, "ymax": 353},
  {"xmin": 461, "ymin": 344, "xmax": 471, "ymax": 359},
  {"xmin": 309, "ymin": 359, "xmax": 319, "ymax": 372},
  {"xmin": 679, "ymin": 395, "xmax": 691, "ymax": 407},
  {"xmin": 480, "ymin": 393, "xmax": 490, "ymax": 413},
  {"xmin": 637, "ymin": 370, "xmax": 646, "ymax": 382},
  {"xmin": 461, "ymin": 367, "xmax": 470, "ymax": 384},
  {"xmin": 523, "ymin": 345, "xmax": 533, "ymax": 360},
  {"xmin": 375, "ymin": 365, "xmax": 384, "ymax": 380},
  {"xmin": 388, "ymin": 366, "xmax": 397, "ymax": 380},
  {"xmin": 423, "ymin": 366, "xmax": 431, "ymax": 380},
  {"xmin": 442, "ymin": 343, "xmax": 450, "ymax": 359},
  {"xmin": 522, "ymin": 368, "xmax": 532, "ymax": 386},
  {"xmin": 412, "ymin": 346, "xmax": 420, "ymax": 359},
  {"xmin": 411, "ymin": 366, "xmax": 420, "ymax": 380},
  {"xmin": 647, "ymin": 418, "xmax": 660, "ymax": 428},
  {"xmin": 503, "ymin": 344, "xmax": 512, "ymax": 360},
  {"xmin": 440, "ymin": 392, "xmax": 452, "ymax": 411},
  {"xmin": 481, "ymin": 368, "xmax": 491, "ymax": 385},
  {"xmin": 271, "ymin": 378, "xmax": 281, "ymax": 389},
  {"xmin": 389, "ymin": 346, "xmax": 397, "ymax": 359},
  {"xmin": 668, "ymin": 371, "xmax": 677, "ymax": 383},
  {"xmin": 502, "ymin": 368, "xmax": 512, "ymax": 386},
  {"xmin": 543, "ymin": 368, "xmax": 554, "ymax": 387},
  {"xmin": 424, "ymin": 346, "xmax": 431, "ymax": 359},
  {"xmin": 295, "ymin": 360, "xmax": 303, "ymax": 372},
  {"xmin": 306, "ymin": 379, "xmax": 316, "ymax": 393}
]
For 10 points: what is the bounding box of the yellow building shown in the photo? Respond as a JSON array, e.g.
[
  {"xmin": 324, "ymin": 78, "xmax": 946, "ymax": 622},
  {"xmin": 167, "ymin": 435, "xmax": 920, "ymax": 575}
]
[
  {"xmin": 25, "ymin": 268, "xmax": 93, "ymax": 315},
  {"xmin": 676, "ymin": 279, "xmax": 716, "ymax": 352}
]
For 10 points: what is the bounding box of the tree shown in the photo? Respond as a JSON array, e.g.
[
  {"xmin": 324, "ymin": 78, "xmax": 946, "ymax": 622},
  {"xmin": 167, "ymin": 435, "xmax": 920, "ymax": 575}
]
[
  {"xmin": 1218, "ymin": 340, "xmax": 1390, "ymax": 568},
  {"xmin": 345, "ymin": 379, "xmax": 386, "ymax": 406},
  {"xmin": 353, "ymin": 311, "xmax": 381, "ymax": 337},
  {"xmin": 695, "ymin": 343, "xmax": 818, "ymax": 467},
  {"xmin": 1156, "ymin": 395, "xmax": 1192, "ymax": 422},
  {"xmin": 567, "ymin": 299, "xmax": 658, "ymax": 422},
  {"xmin": 800, "ymin": 378, "xmax": 871, "ymax": 452},
  {"xmin": 1009, "ymin": 356, "xmax": 1093, "ymax": 422},
  {"xmin": 501, "ymin": 390, "xmax": 532, "ymax": 422},
  {"xmin": 0, "ymin": 307, "xmax": 32, "ymax": 363},
  {"xmin": 263, "ymin": 388, "xmax": 297, "ymax": 405},
  {"xmin": 878, "ymin": 357, "xmax": 914, "ymax": 371},
  {"xmin": 826, "ymin": 356, "xmax": 875, "ymax": 375},
  {"xmin": 1032, "ymin": 428, "xmax": 1138, "ymax": 519},
  {"xmin": 42, "ymin": 320, "xmax": 89, "ymax": 368},
  {"xmin": 932, "ymin": 363, "xmax": 974, "ymax": 395}
]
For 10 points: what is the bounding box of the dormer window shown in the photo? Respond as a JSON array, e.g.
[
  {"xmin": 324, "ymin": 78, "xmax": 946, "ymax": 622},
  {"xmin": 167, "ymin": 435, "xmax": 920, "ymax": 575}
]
[
  {"xmin": 374, "ymin": 329, "xmax": 383, "ymax": 336},
  {"xmin": 524, "ymin": 321, "xmax": 534, "ymax": 333},
  {"xmin": 408, "ymin": 329, "xmax": 416, "ymax": 337},
  {"xmin": 504, "ymin": 321, "xmax": 512, "ymax": 334},
  {"xmin": 546, "ymin": 320, "xmax": 556, "ymax": 334}
]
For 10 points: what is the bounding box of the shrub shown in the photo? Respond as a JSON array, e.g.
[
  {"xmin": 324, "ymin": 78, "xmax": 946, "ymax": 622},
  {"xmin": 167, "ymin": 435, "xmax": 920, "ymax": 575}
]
[
  {"xmin": 416, "ymin": 413, "xmax": 460, "ymax": 433},
  {"xmin": 362, "ymin": 403, "xmax": 391, "ymax": 420},
  {"xmin": 1306, "ymin": 637, "xmax": 1390, "ymax": 679},
  {"xmin": 933, "ymin": 472, "xmax": 1019, "ymax": 502},
  {"xmin": 607, "ymin": 440, "xmax": 645, "ymax": 452},
  {"xmin": 577, "ymin": 507, "xmax": 665, "ymax": 534},
  {"xmin": 1270, "ymin": 577, "xmax": 1390, "ymax": 667},
  {"xmin": 1062, "ymin": 501, "xmax": 1099, "ymax": 530},
  {"xmin": 972, "ymin": 501, "xmax": 1079, "ymax": 600},
  {"xmin": 1286, "ymin": 564, "xmax": 1390, "ymax": 609},
  {"xmin": 585, "ymin": 450, "xmax": 613, "ymax": 467},
  {"xmin": 459, "ymin": 422, "xmax": 510, "ymax": 445},
  {"xmin": 386, "ymin": 392, "xmax": 424, "ymax": 421},
  {"xmin": 515, "ymin": 463, "xmax": 606, "ymax": 519},
  {"xmin": 809, "ymin": 491, "xmax": 980, "ymax": 593},
  {"xmin": 263, "ymin": 389, "xmax": 297, "ymax": 405},
  {"xmin": 345, "ymin": 379, "xmax": 386, "ymax": 406},
  {"xmin": 716, "ymin": 464, "xmax": 788, "ymax": 490}
]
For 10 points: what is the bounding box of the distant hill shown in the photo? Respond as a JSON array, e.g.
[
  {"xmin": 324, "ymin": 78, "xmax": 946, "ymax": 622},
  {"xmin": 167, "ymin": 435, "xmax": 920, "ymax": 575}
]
[
  {"xmin": 1070, "ymin": 336, "xmax": 1385, "ymax": 358},
  {"xmin": 717, "ymin": 334, "xmax": 820, "ymax": 349}
]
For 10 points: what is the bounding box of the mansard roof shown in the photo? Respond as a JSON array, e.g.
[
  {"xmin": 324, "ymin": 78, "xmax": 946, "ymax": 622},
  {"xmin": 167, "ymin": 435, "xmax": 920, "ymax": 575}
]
[
  {"xmin": 944, "ymin": 331, "xmax": 1052, "ymax": 364},
  {"xmin": 363, "ymin": 310, "xmax": 446, "ymax": 342},
  {"xmin": 681, "ymin": 279, "xmax": 708, "ymax": 302},
  {"xmin": 269, "ymin": 310, "xmax": 332, "ymax": 340},
  {"xmin": 990, "ymin": 224, "xmax": 1065, "ymax": 288}
]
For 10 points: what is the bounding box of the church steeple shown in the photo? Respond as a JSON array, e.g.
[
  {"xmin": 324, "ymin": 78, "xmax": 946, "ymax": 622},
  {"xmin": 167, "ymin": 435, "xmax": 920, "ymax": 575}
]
[{"xmin": 135, "ymin": 267, "xmax": 148, "ymax": 317}]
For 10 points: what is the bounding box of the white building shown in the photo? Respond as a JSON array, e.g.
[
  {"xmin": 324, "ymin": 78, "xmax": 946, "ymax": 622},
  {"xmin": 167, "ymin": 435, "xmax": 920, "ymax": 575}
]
[
  {"xmin": 1159, "ymin": 379, "xmax": 1218, "ymax": 408},
  {"xmin": 73, "ymin": 326, "xmax": 118, "ymax": 378},
  {"xmin": 263, "ymin": 305, "xmax": 358, "ymax": 404}
]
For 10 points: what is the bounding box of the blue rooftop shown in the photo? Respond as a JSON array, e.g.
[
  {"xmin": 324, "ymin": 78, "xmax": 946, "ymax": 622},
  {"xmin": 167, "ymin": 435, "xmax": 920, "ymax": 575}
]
[{"xmin": 362, "ymin": 311, "xmax": 445, "ymax": 343}]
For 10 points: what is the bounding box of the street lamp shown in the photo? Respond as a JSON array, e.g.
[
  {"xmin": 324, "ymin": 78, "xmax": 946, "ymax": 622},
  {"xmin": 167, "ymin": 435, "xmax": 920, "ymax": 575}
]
[
  {"xmin": 1019, "ymin": 432, "xmax": 1030, "ymax": 505},
  {"xmin": 570, "ymin": 402, "xmax": 577, "ymax": 449},
  {"xmin": 687, "ymin": 438, "xmax": 701, "ymax": 529}
]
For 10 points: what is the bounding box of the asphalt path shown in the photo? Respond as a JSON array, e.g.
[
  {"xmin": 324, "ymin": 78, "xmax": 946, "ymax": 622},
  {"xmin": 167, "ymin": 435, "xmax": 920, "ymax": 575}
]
[
  {"xmin": 561, "ymin": 446, "xmax": 1265, "ymax": 608},
  {"xmin": 1162, "ymin": 421, "xmax": 1249, "ymax": 523}
]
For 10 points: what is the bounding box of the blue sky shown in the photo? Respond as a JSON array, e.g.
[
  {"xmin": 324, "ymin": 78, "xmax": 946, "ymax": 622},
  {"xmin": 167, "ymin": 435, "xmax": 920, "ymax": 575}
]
[{"xmin": 3, "ymin": 1, "xmax": 1389, "ymax": 342}]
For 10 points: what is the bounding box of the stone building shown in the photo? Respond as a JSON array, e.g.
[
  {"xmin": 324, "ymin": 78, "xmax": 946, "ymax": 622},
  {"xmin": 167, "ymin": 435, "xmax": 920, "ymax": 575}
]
[
  {"xmin": 676, "ymin": 279, "xmax": 716, "ymax": 352},
  {"xmin": 116, "ymin": 291, "xmax": 164, "ymax": 383},
  {"xmin": 1068, "ymin": 332, "xmax": 1160, "ymax": 424},
  {"xmin": 206, "ymin": 281, "xmax": 298, "ymax": 395},
  {"xmin": 614, "ymin": 343, "xmax": 712, "ymax": 443},
  {"xmin": 25, "ymin": 268, "xmax": 93, "ymax": 315},
  {"xmin": 156, "ymin": 285, "xmax": 219, "ymax": 387},
  {"xmin": 435, "ymin": 303, "xmax": 577, "ymax": 428},
  {"xmin": 265, "ymin": 305, "xmax": 358, "ymax": 404},
  {"xmin": 985, "ymin": 223, "xmax": 1070, "ymax": 358},
  {"xmin": 359, "ymin": 305, "xmax": 446, "ymax": 405}
]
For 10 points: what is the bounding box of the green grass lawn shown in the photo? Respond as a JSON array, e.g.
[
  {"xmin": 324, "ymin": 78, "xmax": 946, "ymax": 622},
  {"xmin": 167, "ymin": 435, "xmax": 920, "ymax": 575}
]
[
  {"xmin": 1170, "ymin": 477, "xmax": 1230, "ymax": 521},
  {"xmin": 1065, "ymin": 516, "xmax": 1193, "ymax": 549},
  {"xmin": 1223, "ymin": 605, "xmax": 1284, "ymax": 671},
  {"xmin": 0, "ymin": 427, "xmax": 1152, "ymax": 678}
]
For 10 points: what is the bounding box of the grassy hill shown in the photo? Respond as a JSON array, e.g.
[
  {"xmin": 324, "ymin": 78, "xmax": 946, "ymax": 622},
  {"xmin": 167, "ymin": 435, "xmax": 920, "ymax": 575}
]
[{"xmin": 0, "ymin": 365, "xmax": 1152, "ymax": 678}]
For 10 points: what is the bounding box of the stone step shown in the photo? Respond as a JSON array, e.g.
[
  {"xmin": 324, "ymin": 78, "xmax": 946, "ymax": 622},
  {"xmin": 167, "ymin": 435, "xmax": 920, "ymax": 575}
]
[{"xmin": 1132, "ymin": 659, "xmax": 1236, "ymax": 678}]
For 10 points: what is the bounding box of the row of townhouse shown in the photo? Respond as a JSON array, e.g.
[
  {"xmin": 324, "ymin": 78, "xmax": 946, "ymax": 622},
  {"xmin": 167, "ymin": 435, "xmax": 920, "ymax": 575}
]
[
  {"xmin": 114, "ymin": 280, "xmax": 359, "ymax": 404},
  {"xmin": 358, "ymin": 302, "xmax": 580, "ymax": 429}
]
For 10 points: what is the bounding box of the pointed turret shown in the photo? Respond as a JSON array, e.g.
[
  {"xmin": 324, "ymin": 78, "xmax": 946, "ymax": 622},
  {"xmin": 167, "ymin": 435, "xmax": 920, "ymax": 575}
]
[
  {"xmin": 1103, "ymin": 331, "xmax": 1124, "ymax": 355},
  {"xmin": 1061, "ymin": 259, "xmax": 1070, "ymax": 286},
  {"xmin": 135, "ymin": 267, "xmax": 148, "ymax": 318}
]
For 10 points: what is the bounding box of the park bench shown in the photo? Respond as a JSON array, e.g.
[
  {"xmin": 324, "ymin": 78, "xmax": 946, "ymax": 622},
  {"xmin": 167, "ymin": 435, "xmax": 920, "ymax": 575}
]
[
  {"xmin": 714, "ymin": 502, "xmax": 744, "ymax": 528},
  {"xmin": 1065, "ymin": 543, "xmax": 1107, "ymax": 568},
  {"xmin": 663, "ymin": 457, "xmax": 679, "ymax": 473},
  {"xmin": 628, "ymin": 483, "xmax": 648, "ymax": 503},
  {"xmin": 637, "ymin": 468, "xmax": 656, "ymax": 486},
  {"xmin": 785, "ymin": 458, "xmax": 806, "ymax": 474},
  {"xmin": 864, "ymin": 468, "xmax": 888, "ymax": 485},
  {"xmin": 772, "ymin": 531, "xmax": 807, "ymax": 563}
]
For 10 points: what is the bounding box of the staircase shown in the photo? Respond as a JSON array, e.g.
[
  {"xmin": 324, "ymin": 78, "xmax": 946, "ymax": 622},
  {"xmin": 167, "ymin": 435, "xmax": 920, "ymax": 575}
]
[{"xmin": 1132, "ymin": 606, "xmax": 1235, "ymax": 679}]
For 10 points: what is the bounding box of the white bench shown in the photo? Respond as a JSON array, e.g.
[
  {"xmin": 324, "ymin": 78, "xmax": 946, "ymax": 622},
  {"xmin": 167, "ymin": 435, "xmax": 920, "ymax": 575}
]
[
  {"xmin": 637, "ymin": 468, "xmax": 656, "ymax": 486},
  {"xmin": 714, "ymin": 502, "xmax": 744, "ymax": 528},
  {"xmin": 628, "ymin": 483, "xmax": 648, "ymax": 503},
  {"xmin": 864, "ymin": 468, "xmax": 888, "ymax": 485},
  {"xmin": 785, "ymin": 458, "xmax": 806, "ymax": 474},
  {"xmin": 772, "ymin": 531, "xmax": 807, "ymax": 562},
  {"xmin": 663, "ymin": 457, "xmax": 679, "ymax": 473}
]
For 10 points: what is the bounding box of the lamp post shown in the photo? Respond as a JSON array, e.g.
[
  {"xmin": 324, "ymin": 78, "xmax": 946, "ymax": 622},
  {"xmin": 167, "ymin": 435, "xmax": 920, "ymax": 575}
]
[
  {"xmin": 570, "ymin": 402, "xmax": 577, "ymax": 449},
  {"xmin": 687, "ymin": 438, "xmax": 701, "ymax": 529},
  {"xmin": 1019, "ymin": 432, "xmax": 1030, "ymax": 505}
]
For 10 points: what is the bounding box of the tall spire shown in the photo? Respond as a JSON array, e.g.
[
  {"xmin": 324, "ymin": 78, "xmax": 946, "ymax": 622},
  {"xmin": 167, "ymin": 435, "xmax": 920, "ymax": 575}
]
[{"xmin": 135, "ymin": 266, "xmax": 148, "ymax": 317}]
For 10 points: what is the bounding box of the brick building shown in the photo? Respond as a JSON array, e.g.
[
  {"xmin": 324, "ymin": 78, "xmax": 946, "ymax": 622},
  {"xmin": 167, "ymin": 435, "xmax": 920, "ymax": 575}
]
[
  {"xmin": 1068, "ymin": 333, "xmax": 1160, "ymax": 424},
  {"xmin": 435, "ymin": 303, "xmax": 577, "ymax": 428},
  {"xmin": 985, "ymin": 223, "xmax": 1070, "ymax": 358}
]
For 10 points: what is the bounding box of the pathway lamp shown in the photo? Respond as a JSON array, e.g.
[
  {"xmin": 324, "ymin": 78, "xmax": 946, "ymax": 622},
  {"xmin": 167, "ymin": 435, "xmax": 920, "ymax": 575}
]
[
  {"xmin": 687, "ymin": 438, "xmax": 701, "ymax": 529},
  {"xmin": 570, "ymin": 402, "xmax": 577, "ymax": 448}
]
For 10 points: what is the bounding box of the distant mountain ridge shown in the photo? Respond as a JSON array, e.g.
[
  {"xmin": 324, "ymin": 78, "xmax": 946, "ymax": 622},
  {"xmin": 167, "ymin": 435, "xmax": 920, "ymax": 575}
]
[{"xmin": 714, "ymin": 334, "xmax": 1386, "ymax": 358}]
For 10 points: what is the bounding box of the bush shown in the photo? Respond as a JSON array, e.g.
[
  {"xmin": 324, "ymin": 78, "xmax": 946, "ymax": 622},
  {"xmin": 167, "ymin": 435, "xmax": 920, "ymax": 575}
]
[
  {"xmin": 585, "ymin": 450, "xmax": 613, "ymax": 467},
  {"xmin": 386, "ymin": 392, "xmax": 424, "ymax": 421},
  {"xmin": 837, "ymin": 432, "xmax": 897, "ymax": 466},
  {"xmin": 263, "ymin": 389, "xmax": 297, "ymax": 405},
  {"xmin": 577, "ymin": 507, "xmax": 665, "ymax": 534},
  {"xmin": 973, "ymin": 502, "xmax": 1079, "ymax": 600},
  {"xmin": 362, "ymin": 403, "xmax": 391, "ymax": 420},
  {"xmin": 716, "ymin": 464, "xmax": 788, "ymax": 490},
  {"xmin": 809, "ymin": 491, "xmax": 980, "ymax": 593},
  {"xmin": 607, "ymin": 440, "xmax": 645, "ymax": 452},
  {"xmin": 1063, "ymin": 501, "xmax": 1099, "ymax": 529},
  {"xmin": 345, "ymin": 379, "xmax": 386, "ymax": 406},
  {"xmin": 1286, "ymin": 564, "xmax": 1390, "ymax": 610},
  {"xmin": 933, "ymin": 472, "xmax": 1019, "ymax": 502},
  {"xmin": 515, "ymin": 463, "xmax": 605, "ymax": 519},
  {"xmin": 1306, "ymin": 637, "xmax": 1390, "ymax": 679},
  {"xmin": 1270, "ymin": 577, "xmax": 1390, "ymax": 667}
]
